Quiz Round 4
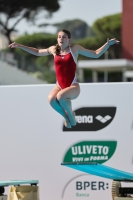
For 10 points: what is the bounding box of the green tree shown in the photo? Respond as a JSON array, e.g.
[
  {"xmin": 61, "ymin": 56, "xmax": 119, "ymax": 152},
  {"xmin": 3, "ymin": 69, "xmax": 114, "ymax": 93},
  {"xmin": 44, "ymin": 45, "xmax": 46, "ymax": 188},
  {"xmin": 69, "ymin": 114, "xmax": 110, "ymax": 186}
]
[
  {"xmin": 13, "ymin": 33, "xmax": 56, "ymax": 83},
  {"xmin": 14, "ymin": 33, "xmax": 56, "ymax": 68},
  {"xmin": 15, "ymin": 33, "xmax": 57, "ymax": 53},
  {"xmin": 77, "ymin": 13, "xmax": 122, "ymax": 59},
  {"xmin": 39, "ymin": 19, "xmax": 96, "ymax": 40},
  {"xmin": 53, "ymin": 19, "xmax": 89, "ymax": 40},
  {"xmin": 93, "ymin": 13, "xmax": 121, "ymax": 59},
  {"xmin": 93, "ymin": 13, "xmax": 121, "ymax": 40},
  {"xmin": 75, "ymin": 13, "xmax": 122, "ymax": 82},
  {"xmin": 0, "ymin": 0, "xmax": 60, "ymax": 43},
  {"xmin": 76, "ymin": 36, "xmax": 107, "ymax": 60}
]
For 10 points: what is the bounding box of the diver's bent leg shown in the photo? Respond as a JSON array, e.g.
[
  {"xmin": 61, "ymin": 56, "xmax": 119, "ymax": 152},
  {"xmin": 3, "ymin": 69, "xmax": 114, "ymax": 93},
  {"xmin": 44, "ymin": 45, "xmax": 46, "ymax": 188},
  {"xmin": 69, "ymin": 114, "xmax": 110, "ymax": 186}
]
[
  {"xmin": 57, "ymin": 84, "xmax": 80, "ymax": 126},
  {"xmin": 48, "ymin": 94, "xmax": 71, "ymax": 128}
]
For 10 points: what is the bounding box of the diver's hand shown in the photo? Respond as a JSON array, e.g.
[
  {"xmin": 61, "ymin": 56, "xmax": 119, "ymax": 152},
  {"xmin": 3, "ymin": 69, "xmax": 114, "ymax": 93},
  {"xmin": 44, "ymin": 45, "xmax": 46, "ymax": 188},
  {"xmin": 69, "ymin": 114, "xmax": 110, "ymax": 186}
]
[
  {"xmin": 9, "ymin": 42, "xmax": 21, "ymax": 48},
  {"xmin": 107, "ymin": 38, "xmax": 120, "ymax": 46}
]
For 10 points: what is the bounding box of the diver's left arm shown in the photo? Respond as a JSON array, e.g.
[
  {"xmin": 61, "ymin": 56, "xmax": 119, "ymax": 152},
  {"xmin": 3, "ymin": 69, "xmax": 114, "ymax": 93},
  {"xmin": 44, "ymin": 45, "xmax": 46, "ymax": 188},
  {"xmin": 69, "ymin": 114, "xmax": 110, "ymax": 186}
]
[{"xmin": 75, "ymin": 38, "xmax": 120, "ymax": 58}]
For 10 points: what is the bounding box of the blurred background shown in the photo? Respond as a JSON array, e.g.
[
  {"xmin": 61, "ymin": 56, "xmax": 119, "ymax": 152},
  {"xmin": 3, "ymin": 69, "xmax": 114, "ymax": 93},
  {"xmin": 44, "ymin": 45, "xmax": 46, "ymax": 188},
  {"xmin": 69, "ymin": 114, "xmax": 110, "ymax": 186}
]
[{"xmin": 0, "ymin": 0, "xmax": 133, "ymax": 85}]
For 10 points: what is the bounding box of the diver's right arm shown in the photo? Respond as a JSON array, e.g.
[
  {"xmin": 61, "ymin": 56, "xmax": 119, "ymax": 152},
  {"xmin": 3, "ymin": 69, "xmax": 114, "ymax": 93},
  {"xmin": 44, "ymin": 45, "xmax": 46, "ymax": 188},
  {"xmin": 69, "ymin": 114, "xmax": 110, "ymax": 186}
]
[{"xmin": 9, "ymin": 42, "xmax": 54, "ymax": 56}]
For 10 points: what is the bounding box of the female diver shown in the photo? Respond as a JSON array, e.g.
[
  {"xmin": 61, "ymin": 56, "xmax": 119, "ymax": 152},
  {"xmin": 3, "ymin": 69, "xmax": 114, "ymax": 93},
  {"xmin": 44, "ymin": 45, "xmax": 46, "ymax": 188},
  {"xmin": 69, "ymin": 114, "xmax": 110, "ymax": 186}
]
[{"xmin": 9, "ymin": 30, "xmax": 119, "ymax": 128}]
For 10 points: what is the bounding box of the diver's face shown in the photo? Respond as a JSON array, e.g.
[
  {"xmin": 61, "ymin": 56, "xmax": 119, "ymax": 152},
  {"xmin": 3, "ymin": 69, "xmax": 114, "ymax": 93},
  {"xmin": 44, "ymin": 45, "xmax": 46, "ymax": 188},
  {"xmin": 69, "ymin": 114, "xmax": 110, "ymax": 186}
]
[{"xmin": 57, "ymin": 31, "xmax": 70, "ymax": 48}]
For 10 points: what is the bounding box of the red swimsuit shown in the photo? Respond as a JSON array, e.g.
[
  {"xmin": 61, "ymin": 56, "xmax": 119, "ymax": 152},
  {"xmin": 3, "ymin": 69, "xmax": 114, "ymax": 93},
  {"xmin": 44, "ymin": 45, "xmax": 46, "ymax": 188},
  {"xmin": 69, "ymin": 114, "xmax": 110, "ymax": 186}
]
[{"xmin": 54, "ymin": 51, "xmax": 77, "ymax": 89}]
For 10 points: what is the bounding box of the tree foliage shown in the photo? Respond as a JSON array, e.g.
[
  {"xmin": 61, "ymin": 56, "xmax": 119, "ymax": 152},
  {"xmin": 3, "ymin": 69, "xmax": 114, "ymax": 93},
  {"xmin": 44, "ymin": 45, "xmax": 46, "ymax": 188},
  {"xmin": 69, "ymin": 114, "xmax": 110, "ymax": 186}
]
[
  {"xmin": 39, "ymin": 19, "xmax": 96, "ymax": 40},
  {"xmin": 92, "ymin": 13, "xmax": 121, "ymax": 40},
  {"xmin": 13, "ymin": 33, "xmax": 56, "ymax": 83},
  {"xmin": 77, "ymin": 13, "xmax": 122, "ymax": 59},
  {"xmin": 77, "ymin": 36, "xmax": 107, "ymax": 60},
  {"xmin": 0, "ymin": 0, "xmax": 60, "ymax": 43},
  {"xmin": 15, "ymin": 33, "xmax": 57, "ymax": 55},
  {"xmin": 53, "ymin": 19, "xmax": 89, "ymax": 40}
]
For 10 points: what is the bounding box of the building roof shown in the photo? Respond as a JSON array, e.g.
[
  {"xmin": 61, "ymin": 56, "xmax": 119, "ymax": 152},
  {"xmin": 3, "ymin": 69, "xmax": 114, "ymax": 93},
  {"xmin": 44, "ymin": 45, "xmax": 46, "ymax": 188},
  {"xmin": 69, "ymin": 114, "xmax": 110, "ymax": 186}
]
[
  {"xmin": 0, "ymin": 60, "xmax": 46, "ymax": 85},
  {"xmin": 78, "ymin": 59, "xmax": 133, "ymax": 72}
]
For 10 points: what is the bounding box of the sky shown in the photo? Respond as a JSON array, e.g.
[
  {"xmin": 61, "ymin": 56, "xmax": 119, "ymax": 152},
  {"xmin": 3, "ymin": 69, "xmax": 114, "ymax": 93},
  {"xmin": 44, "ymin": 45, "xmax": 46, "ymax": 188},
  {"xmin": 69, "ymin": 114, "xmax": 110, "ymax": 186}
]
[{"xmin": 12, "ymin": 0, "xmax": 122, "ymax": 35}]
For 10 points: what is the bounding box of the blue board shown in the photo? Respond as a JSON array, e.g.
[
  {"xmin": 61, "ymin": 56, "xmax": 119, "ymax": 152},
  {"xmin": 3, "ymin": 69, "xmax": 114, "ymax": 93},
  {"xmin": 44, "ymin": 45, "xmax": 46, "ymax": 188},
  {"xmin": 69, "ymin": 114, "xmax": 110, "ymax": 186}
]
[
  {"xmin": 0, "ymin": 180, "xmax": 39, "ymax": 187},
  {"xmin": 61, "ymin": 162, "xmax": 133, "ymax": 182}
]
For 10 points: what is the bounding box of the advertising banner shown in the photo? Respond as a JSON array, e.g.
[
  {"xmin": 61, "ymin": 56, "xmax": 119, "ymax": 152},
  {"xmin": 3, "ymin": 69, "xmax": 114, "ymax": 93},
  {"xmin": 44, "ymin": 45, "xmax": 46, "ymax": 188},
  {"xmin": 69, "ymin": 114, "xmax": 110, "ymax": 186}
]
[{"xmin": 0, "ymin": 83, "xmax": 133, "ymax": 200}]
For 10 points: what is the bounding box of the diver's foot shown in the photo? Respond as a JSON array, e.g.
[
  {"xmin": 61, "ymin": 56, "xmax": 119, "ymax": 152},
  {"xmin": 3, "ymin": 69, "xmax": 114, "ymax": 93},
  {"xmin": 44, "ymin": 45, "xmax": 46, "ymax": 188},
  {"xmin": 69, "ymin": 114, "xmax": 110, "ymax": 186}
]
[
  {"xmin": 64, "ymin": 119, "xmax": 71, "ymax": 128},
  {"xmin": 69, "ymin": 112, "xmax": 77, "ymax": 126}
]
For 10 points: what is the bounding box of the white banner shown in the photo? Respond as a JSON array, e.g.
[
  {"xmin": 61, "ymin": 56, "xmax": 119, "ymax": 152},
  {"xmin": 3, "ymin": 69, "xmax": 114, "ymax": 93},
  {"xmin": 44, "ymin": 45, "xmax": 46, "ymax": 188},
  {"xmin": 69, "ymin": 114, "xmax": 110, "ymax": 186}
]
[{"xmin": 0, "ymin": 83, "xmax": 133, "ymax": 200}]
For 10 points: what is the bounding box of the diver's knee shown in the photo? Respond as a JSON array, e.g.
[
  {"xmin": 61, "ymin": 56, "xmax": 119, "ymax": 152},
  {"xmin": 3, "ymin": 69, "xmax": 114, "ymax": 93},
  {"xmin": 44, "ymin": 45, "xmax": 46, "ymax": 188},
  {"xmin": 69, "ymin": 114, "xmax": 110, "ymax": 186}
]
[
  {"xmin": 56, "ymin": 92, "xmax": 64, "ymax": 102},
  {"xmin": 48, "ymin": 95, "xmax": 56, "ymax": 105}
]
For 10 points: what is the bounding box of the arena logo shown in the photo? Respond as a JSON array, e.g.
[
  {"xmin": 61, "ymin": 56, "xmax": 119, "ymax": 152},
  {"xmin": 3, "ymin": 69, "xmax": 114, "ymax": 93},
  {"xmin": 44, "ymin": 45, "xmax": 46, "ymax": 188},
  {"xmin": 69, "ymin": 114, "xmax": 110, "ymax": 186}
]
[
  {"xmin": 63, "ymin": 107, "xmax": 116, "ymax": 131},
  {"xmin": 63, "ymin": 141, "xmax": 117, "ymax": 164}
]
